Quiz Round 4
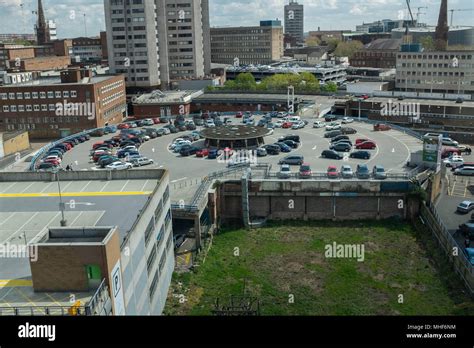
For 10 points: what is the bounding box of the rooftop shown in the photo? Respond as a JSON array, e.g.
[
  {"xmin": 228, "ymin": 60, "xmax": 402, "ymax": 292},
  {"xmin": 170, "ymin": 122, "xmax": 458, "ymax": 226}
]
[
  {"xmin": 0, "ymin": 74, "xmax": 118, "ymax": 88},
  {"xmin": 0, "ymin": 171, "xmax": 166, "ymax": 297},
  {"xmin": 201, "ymin": 125, "xmax": 270, "ymax": 140},
  {"xmin": 134, "ymin": 90, "xmax": 203, "ymax": 105}
]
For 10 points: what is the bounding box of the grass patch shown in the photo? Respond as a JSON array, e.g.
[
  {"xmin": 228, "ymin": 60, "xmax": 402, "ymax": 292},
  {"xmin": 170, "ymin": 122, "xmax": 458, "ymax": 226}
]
[{"xmin": 164, "ymin": 219, "xmax": 474, "ymax": 316}]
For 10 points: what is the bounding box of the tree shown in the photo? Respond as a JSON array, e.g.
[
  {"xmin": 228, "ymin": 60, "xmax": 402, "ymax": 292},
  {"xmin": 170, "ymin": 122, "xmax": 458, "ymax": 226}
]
[
  {"xmin": 305, "ymin": 36, "xmax": 321, "ymax": 47},
  {"xmin": 419, "ymin": 36, "xmax": 435, "ymax": 51},
  {"xmin": 334, "ymin": 40, "xmax": 363, "ymax": 58},
  {"xmin": 327, "ymin": 38, "xmax": 341, "ymax": 53},
  {"xmin": 233, "ymin": 72, "xmax": 257, "ymax": 91},
  {"xmin": 321, "ymin": 81, "xmax": 338, "ymax": 92}
]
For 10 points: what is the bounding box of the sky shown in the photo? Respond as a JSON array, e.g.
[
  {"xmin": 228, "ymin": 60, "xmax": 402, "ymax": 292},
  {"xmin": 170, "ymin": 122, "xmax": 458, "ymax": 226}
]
[{"xmin": 0, "ymin": 0, "xmax": 472, "ymax": 38}]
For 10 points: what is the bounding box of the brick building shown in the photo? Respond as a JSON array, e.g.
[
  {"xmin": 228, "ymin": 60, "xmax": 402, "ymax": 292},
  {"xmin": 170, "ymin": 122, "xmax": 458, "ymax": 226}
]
[
  {"xmin": 350, "ymin": 38, "xmax": 401, "ymax": 69},
  {"xmin": 0, "ymin": 69, "xmax": 126, "ymax": 139}
]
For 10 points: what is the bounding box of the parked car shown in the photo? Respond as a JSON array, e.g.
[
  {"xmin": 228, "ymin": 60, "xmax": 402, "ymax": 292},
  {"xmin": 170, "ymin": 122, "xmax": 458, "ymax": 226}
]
[
  {"xmin": 355, "ymin": 141, "xmax": 377, "ymax": 150},
  {"xmin": 117, "ymin": 151, "xmax": 139, "ymax": 159},
  {"xmin": 457, "ymin": 201, "xmax": 474, "ymax": 214},
  {"xmin": 350, "ymin": 151, "xmax": 371, "ymax": 160},
  {"xmin": 256, "ymin": 147, "xmax": 267, "ymax": 157},
  {"xmin": 443, "ymin": 156, "xmax": 464, "ymax": 168},
  {"xmin": 282, "ymin": 140, "xmax": 299, "ymax": 149},
  {"xmin": 464, "ymin": 248, "xmax": 474, "ymax": 265},
  {"xmin": 313, "ymin": 120, "xmax": 326, "ymax": 128},
  {"xmin": 291, "ymin": 121, "xmax": 305, "ymax": 129},
  {"xmin": 330, "ymin": 142, "xmax": 352, "ymax": 152},
  {"xmin": 324, "ymin": 130, "xmax": 342, "ymax": 138},
  {"xmin": 454, "ymin": 167, "xmax": 474, "ymax": 176},
  {"xmin": 130, "ymin": 157, "xmax": 154, "ymax": 167},
  {"xmin": 279, "ymin": 155, "xmax": 304, "ymax": 165},
  {"xmin": 372, "ymin": 165, "xmax": 387, "ymax": 180},
  {"xmin": 327, "ymin": 166, "xmax": 339, "ymax": 179},
  {"xmin": 205, "ymin": 119, "xmax": 215, "ymax": 128},
  {"xmin": 118, "ymin": 123, "xmax": 130, "ymax": 130},
  {"xmin": 275, "ymin": 142, "xmax": 292, "ymax": 153},
  {"xmin": 373, "ymin": 123, "xmax": 391, "ymax": 131},
  {"xmin": 324, "ymin": 114, "xmax": 337, "ymax": 122},
  {"xmin": 274, "ymin": 120, "xmax": 284, "ymax": 128},
  {"xmin": 263, "ymin": 144, "xmax": 281, "ymax": 155},
  {"xmin": 341, "ymin": 165, "xmax": 354, "ymax": 179},
  {"xmin": 278, "ymin": 164, "xmax": 292, "ymax": 179},
  {"xmin": 196, "ymin": 148, "xmax": 209, "ymax": 158},
  {"xmin": 100, "ymin": 157, "xmax": 120, "ymax": 168},
  {"xmin": 282, "ymin": 122, "xmax": 293, "ymax": 129},
  {"xmin": 180, "ymin": 146, "xmax": 199, "ymax": 157},
  {"xmin": 37, "ymin": 163, "xmax": 57, "ymax": 172},
  {"xmin": 299, "ymin": 163, "xmax": 312, "ymax": 179},
  {"xmin": 279, "ymin": 135, "xmax": 300, "ymax": 143},
  {"xmin": 341, "ymin": 127, "xmax": 357, "ymax": 135},
  {"xmin": 458, "ymin": 222, "xmax": 474, "ymax": 239},
  {"xmin": 326, "ymin": 122, "xmax": 342, "ymax": 131},
  {"xmin": 331, "ymin": 135, "xmax": 350, "ymax": 144},
  {"xmin": 442, "ymin": 138, "xmax": 459, "ymax": 147},
  {"xmin": 321, "ymin": 150, "xmax": 343, "ymax": 160},
  {"xmin": 207, "ymin": 149, "xmax": 219, "ymax": 159},
  {"xmin": 106, "ymin": 161, "xmax": 132, "ymax": 170},
  {"xmin": 342, "ymin": 117, "xmax": 354, "ymax": 124},
  {"xmin": 356, "ymin": 164, "xmax": 371, "ymax": 179}
]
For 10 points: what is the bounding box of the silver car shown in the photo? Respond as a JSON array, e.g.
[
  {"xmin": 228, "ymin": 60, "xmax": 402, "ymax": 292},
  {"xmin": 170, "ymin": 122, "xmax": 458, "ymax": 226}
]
[
  {"xmin": 278, "ymin": 164, "xmax": 292, "ymax": 179},
  {"xmin": 341, "ymin": 165, "xmax": 353, "ymax": 179},
  {"xmin": 457, "ymin": 201, "xmax": 474, "ymax": 214}
]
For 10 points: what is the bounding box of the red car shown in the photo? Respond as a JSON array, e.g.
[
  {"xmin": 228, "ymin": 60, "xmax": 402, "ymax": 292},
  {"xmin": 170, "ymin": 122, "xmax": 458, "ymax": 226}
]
[
  {"xmin": 327, "ymin": 165, "xmax": 339, "ymax": 179},
  {"xmin": 360, "ymin": 94, "xmax": 369, "ymax": 100},
  {"xmin": 152, "ymin": 118, "xmax": 161, "ymax": 124},
  {"xmin": 92, "ymin": 141, "xmax": 105, "ymax": 150},
  {"xmin": 62, "ymin": 143, "xmax": 72, "ymax": 150},
  {"xmin": 355, "ymin": 138, "xmax": 372, "ymax": 145},
  {"xmin": 374, "ymin": 123, "xmax": 391, "ymax": 131},
  {"xmin": 355, "ymin": 141, "xmax": 377, "ymax": 150},
  {"xmin": 92, "ymin": 151, "xmax": 111, "ymax": 162},
  {"xmin": 299, "ymin": 163, "xmax": 312, "ymax": 179},
  {"xmin": 43, "ymin": 158, "xmax": 60, "ymax": 166},
  {"xmin": 196, "ymin": 148, "xmax": 209, "ymax": 158},
  {"xmin": 236, "ymin": 111, "xmax": 243, "ymax": 118},
  {"xmin": 282, "ymin": 122, "xmax": 293, "ymax": 129},
  {"xmin": 118, "ymin": 123, "xmax": 130, "ymax": 130}
]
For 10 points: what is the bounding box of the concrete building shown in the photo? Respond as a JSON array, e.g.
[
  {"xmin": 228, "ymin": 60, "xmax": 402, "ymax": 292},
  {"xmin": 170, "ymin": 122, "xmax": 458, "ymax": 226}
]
[
  {"xmin": 391, "ymin": 26, "xmax": 474, "ymax": 47},
  {"xmin": 284, "ymin": 0, "xmax": 304, "ymax": 45},
  {"xmin": 71, "ymin": 37, "xmax": 103, "ymax": 63},
  {"xmin": 0, "ymin": 170, "xmax": 174, "ymax": 315},
  {"xmin": 395, "ymin": 50, "xmax": 474, "ymax": 95},
  {"xmin": 210, "ymin": 21, "xmax": 283, "ymax": 65},
  {"xmin": 350, "ymin": 39, "xmax": 401, "ymax": 69},
  {"xmin": 104, "ymin": 0, "xmax": 211, "ymax": 89},
  {"xmin": 0, "ymin": 69, "xmax": 126, "ymax": 138},
  {"xmin": 356, "ymin": 19, "xmax": 416, "ymax": 34},
  {"xmin": 307, "ymin": 30, "xmax": 350, "ymax": 43},
  {"xmin": 0, "ymin": 131, "xmax": 30, "ymax": 159}
]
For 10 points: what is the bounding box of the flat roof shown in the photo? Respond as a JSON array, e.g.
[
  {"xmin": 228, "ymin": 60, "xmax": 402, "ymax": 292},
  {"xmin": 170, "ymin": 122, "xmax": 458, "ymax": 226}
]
[
  {"xmin": 134, "ymin": 90, "xmax": 203, "ymax": 105},
  {"xmin": 359, "ymin": 96, "xmax": 474, "ymax": 107},
  {"xmin": 0, "ymin": 176, "xmax": 161, "ymax": 293},
  {"xmin": 0, "ymin": 74, "xmax": 118, "ymax": 88}
]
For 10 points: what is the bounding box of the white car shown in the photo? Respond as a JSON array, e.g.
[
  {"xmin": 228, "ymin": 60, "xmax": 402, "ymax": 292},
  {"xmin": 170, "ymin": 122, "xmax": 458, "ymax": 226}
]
[
  {"xmin": 274, "ymin": 120, "xmax": 284, "ymax": 128},
  {"xmin": 162, "ymin": 128, "xmax": 171, "ymax": 135},
  {"xmin": 291, "ymin": 121, "xmax": 305, "ymax": 130},
  {"xmin": 143, "ymin": 119, "xmax": 154, "ymax": 126},
  {"xmin": 266, "ymin": 128, "xmax": 274, "ymax": 135},
  {"xmin": 106, "ymin": 161, "xmax": 132, "ymax": 171},
  {"xmin": 170, "ymin": 140, "xmax": 191, "ymax": 150},
  {"xmin": 313, "ymin": 121, "xmax": 326, "ymax": 128},
  {"xmin": 454, "ymin": 166, "xmax": 474, "ymax": 176},
  {"xmin": 326, "ymin": 122, "xmax": 342, "ymax": 131},
  {"xmin": 443, "ymin": 157, "xmax": 464, "ymax": 168},
  {"xmin": 205, "ymin": 120, "xmax": 215, "ymax": 128},
  {"xmin": 122, "ymin": 145, "xmax": 138, "ymax": 152},
  {"xmin": 342, "ymin": 117, "xmax": 354, "ymax": 124},
  {"xmin": 131, "ymin": 157, "xmax": 154, "ymax": 167}
]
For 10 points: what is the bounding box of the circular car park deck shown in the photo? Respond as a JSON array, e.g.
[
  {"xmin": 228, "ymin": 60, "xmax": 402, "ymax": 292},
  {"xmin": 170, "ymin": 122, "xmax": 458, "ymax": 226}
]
[{"xmin": 200, "ymin": 125, "xmax": 270, "ymax": 149}]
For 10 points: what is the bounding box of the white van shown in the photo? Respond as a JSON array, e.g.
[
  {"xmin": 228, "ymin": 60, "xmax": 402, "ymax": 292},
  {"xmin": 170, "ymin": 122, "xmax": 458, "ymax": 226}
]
[
  {"xmin": 288, "ymin": 116, "xmax": 301, "ymax": 124},
  {"xmin": 313, "ymin": 120, "xmax": 326, "ymax": 128}
]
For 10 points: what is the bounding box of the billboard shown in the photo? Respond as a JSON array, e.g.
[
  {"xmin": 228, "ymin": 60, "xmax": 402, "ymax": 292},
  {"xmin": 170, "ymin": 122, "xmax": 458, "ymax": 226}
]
[{"xmin": 423, "ymin": 133, "xmax": 443, "ymax": 171}]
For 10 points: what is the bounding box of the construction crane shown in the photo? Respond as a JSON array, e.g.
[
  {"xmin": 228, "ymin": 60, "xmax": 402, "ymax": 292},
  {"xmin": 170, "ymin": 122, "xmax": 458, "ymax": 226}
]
[
  {"xmin": 403, "ymin": 0, "xmax": 415, "ymax": 44},
  {"xmin": 416, "ymin": 6, "xmax": 428, "ymax": 23},
  {"xmin": 449, "ymin": 8, "xmax": 474, "ymax": 26}
]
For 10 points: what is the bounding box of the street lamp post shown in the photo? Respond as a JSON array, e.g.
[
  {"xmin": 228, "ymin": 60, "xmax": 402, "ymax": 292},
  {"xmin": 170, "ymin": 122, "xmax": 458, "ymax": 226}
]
[
  {"xmin": 358, "ymin": 99, "xmax": 362, "ymax": 121},
  {"xmin": 55, "ymin": 170, "xmax": 67, "ymax": 227}
]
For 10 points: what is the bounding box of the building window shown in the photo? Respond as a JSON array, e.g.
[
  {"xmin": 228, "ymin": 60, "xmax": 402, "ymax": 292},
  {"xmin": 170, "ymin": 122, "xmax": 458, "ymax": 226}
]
[
  {"xmin": 55, "ymin": 91, "xmax": 62, "ymax": 98},
  {"xmin": 40, "ymin": 92, "xmax": 46, "ymax": 99},
  {"xmin": 18, "ymin": 105, "xmax": 25, "ymax": 112},
  {"xmin": 8, "ymin": 93, "xmax": 15, "ymax": 100},
  {"xmin": 63, "ymin": 91, "xmax": 69, "ymax": 98},
  {"xmin": 49, "ymin": 104, "xmax": 55, "ymax": 111},
  {"xmin": 71, "ymin": 90, "xmax": 77, "ymax": 98},
  {"xmin": 3, "ymin": 105, "xmax": 9, "ymax": 112},
  {"xmin": 16, "ymin": 92, "xmax": 23, "ymax": 99},
  {"xmin": 24, "ymin": 92, "xmax": 30, "ymax": 99},
  {"xmin": 10, "ymin": 105, "xmax": 17, "ymax": 112},
  {"xmin": 41, "ymin": 104, "xmax": 47, "ymax": 111},
  {"xmin": 32, "ymin": 92, "xmax": 38, "ymax": 99},
  {"xmin": 47, "ymin": 91, "xmax": 54, "ymax": 98}
]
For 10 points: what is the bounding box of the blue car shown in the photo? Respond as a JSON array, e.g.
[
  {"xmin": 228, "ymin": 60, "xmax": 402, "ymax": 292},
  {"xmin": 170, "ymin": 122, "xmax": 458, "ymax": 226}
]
[
  {"xmin": 208, "ymin": 149, "xmax": 219, "ymax": 159},
  {"xmin": 105, "ymin": 125, "xmax": 118, "ymax": 133},
  {"xmin": 275, "ymin": 142, "xmax": 292, "ymax": 153},
  {"xmin": 465, "ymin": 248, "xmax": 474, "ymax": 265},
  {"xmin": 117, "ymin": 151, "xmax": 139, "ymax": 159}
]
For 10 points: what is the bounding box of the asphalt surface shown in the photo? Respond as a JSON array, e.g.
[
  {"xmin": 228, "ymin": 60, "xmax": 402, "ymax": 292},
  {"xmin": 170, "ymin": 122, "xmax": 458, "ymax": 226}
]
[{"xmin": 62, "ymin": 115, "xmax": 422, "ymax": 181}]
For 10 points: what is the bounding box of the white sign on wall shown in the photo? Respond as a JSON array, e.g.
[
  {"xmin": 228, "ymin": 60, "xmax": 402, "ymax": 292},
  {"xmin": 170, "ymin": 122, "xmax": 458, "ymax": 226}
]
[{"xmin": 111, "ymin": 260, "xmax": 125, "ymax": 315}]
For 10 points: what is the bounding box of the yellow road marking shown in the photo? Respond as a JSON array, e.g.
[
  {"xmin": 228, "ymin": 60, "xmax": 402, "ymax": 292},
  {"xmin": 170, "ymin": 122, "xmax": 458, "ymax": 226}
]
[
  {"xmin": 0, "ymin": 280, "xmax": 33, "ymax": 288},
  {"xmin": 44, "ymin": 292, "xmax": 63, "ymax": 307},
  {"xmin": 185, "ymin": 252, "xmax": 191, "ymax": 265},
  {"xmin": 0, "ymin": 191, "xmax": 153, "ymax": 198}
]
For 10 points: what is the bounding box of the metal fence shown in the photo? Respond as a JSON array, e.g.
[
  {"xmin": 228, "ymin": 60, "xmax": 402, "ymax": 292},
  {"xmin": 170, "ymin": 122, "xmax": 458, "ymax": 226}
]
[{"xmin": 420, "ymin": 204, "xmax": 474, "ymax": 296}]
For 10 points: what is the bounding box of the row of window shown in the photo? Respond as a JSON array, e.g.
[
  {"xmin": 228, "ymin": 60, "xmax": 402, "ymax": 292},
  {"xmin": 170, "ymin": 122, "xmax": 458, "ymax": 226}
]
[
  {"xmin": 100, "ymin": 80, "xmax": 124, "ymax": 94},
  {"xmin": 1, "ymin": 116, "xmax": 82, "ymax": 124},
  {"xmin": 399, "ymin": 62, "xmax": 473, "ymax": 69},
  {"xmin": 0, "ymin": 90, "xmax": 77, "ymax": 100},
  {"xmin": 398, "ymin": 54, "xmax": 472, "ymax": 60},
  {"xmin": 396, "ymin": 79, "xmax": 474, "ymax": 86}
]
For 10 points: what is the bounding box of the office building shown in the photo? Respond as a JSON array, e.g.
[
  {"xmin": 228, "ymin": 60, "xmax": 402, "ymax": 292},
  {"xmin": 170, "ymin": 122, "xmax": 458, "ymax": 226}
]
[
  {"xmin": 351, "ymin": 39, "xmax": 401, "ymax": 69},
  {"xmin": 284, "ymin": 0, "xmax": 304, "ymax": 45},
  {"xmin": 395, "ymin": 50, "xmax": 474, "ymax": 95},
  {"xmin": 0, "ymin": 68, "xmax": 126, "ymax": 138},
  {"xmin": 356, "ymin": 19, "xmax": 416, "ymax": 34},
  {"xmin": 210, "ymin": 21, "xmax": 283, "ymax": 65},
  {"xmin": 104, "ymin": 0, "xmax": 211, "ymax": 89}
]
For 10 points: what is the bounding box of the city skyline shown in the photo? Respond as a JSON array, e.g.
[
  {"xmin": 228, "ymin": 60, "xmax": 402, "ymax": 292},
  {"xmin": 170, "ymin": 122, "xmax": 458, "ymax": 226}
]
[{"xmin": 0, "ymin": 0, "xmax": 473, "ymax": 39}]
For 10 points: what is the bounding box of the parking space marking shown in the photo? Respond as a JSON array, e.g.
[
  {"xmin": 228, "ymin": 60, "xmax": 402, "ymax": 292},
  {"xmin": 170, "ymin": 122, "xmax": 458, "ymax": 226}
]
[
  {"xmin": 80, "ymin": 181, "xmax": 93, "ymax": 192},
  {"xmin": 120, "ymin": 180, "xmax": 130, "ymax": 192},
  {"xmin": 20, "ymin": 183, "xmax": 36, "ymax": 193},
  {"xmin": 92, "ymin": 211, "xmax": 106, "ymax": 226},
  {"xmin": 1, "ymin": 212, "xmax": 39, "ymax": 244},
  {"xmin": 69, "ymin": 212, "xmax": 84, "ymax": 226},
  {"xmin": 140, "ymin": 180, "xmax": 149, "ymax": 193},
  {"xmin": 44, "ymin": 292, "xmax": 64, "ymax": 307},
  {"xmin": 0, "ymin": 212, "xmax": 17, "ymax": 228},
  {"xmin": 30, "ymin": 212, "xmax": 61, "ymax": 243},
  {"xmin": 0, "ymin": 191, "xmax": 152, "ymax": 198},
  {"xmin": 14, "ymin": 287, "xmax": 45, "ymax": 314},
  {"xmin": 0, "ymin": 182, "xmax": 18, "ymax": 194},
  {"xmin": 100, "ymin": 181, "xmax": 111, "ymax": 192},
  {"xmin": 39, "ymin": 182, "xmax": 55, "ymax": 193}
]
